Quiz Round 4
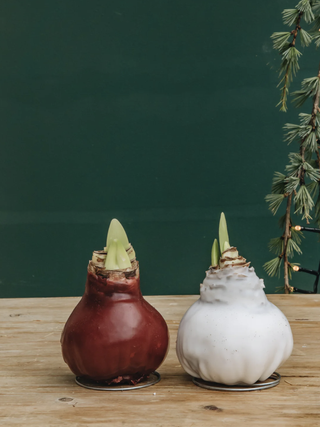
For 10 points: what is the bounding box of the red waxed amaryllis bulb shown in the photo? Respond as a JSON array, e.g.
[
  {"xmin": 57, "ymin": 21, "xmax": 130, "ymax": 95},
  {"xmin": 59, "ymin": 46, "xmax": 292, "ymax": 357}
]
[{"xmin": 61, "ymin": 219, "xmax": 169, "ymax": 384}]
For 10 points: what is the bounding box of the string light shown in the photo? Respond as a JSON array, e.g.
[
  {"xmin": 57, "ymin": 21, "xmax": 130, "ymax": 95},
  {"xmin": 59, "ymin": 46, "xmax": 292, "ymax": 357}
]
[{"xmin": 289, "ymin": 226, "xmax": 320, "ymax": 293}]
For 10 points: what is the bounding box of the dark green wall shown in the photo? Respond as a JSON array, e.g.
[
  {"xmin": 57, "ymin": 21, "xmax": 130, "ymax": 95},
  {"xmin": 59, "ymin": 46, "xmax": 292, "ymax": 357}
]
[{"xmin": 1, "ymin": 0, "xmax": 319, "ymax": 297}]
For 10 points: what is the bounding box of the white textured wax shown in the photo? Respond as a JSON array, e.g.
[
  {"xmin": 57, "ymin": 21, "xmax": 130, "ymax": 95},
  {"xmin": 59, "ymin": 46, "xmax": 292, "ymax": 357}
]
[{"xmin": 176, "ymin": 266, "xmax": 293, "ymax": 385}]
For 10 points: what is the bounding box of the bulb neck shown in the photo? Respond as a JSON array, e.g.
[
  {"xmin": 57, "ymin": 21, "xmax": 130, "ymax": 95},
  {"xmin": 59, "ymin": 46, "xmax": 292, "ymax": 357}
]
[
  {"xmin": 200, "ymin": 266, "xmax": 267, "ymax": 307},
  {"xmin": 84, "ymin": 268, "xmax": 142, "ymax": 300}
]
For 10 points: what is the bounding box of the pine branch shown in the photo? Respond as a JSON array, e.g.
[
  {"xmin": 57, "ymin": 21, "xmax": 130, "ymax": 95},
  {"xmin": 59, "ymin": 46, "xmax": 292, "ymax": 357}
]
[
  {"xmin": 267, "ymin": 2, "xmax": 320, "ymax": 293},
  {"xmin": 282, "ymin": 193, "xmax": 293, "ymax": 294},
  {"xmin": 312, "ymin": 62, "xmax": 320, "ymax": 226},
  {"xmin": 315, "ymin": 187, "xmax": 320, "ymax": 225},
  {"xmin": 296, "ymin": 0, "xmax": 315, "ymax": 22},
  {"xmin": 294, "ymin": 184, "xmax": 314, "ymax": 220},
  {"xmin": 276, "ymin": 11, "xmax": 304, "ymax": 111},
  {"xmin": 311, "ymin": 62, "xmax": 320, "ymax": 127},
  {"xmin": 296, "ymin": 63, "xmax": 320, "ymax": 215},
  {"xmin": 283, "ymin": 9, "xmax": 300, "ymax": 26}
]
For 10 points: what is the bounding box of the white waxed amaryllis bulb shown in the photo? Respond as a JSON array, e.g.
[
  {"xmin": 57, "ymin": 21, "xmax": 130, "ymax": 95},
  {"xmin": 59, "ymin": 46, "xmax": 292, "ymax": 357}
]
[{"xmin": 176, "ymin": 213, "xmax": 293, "ymax": 385}]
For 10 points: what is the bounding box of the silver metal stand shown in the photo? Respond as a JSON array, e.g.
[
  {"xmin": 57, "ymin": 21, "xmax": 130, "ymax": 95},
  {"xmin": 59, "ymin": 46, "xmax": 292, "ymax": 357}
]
[
  {"xmin": 192, "ymin": 372, "xmax": 281, "ymax": 392},
  {"xmin": 75, "ymin": 371, "xmax": 161, "ymax": 391}
]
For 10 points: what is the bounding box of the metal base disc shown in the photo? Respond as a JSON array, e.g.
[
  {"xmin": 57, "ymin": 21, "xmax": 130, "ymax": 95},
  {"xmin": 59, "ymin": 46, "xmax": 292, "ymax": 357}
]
[
  {"xmin": 75, "ymin": 371, "xmax": 161, "ymax": 391},
  {"xmin": 192, "ymin": 372, "xmax": 281, "ymax": 392}
]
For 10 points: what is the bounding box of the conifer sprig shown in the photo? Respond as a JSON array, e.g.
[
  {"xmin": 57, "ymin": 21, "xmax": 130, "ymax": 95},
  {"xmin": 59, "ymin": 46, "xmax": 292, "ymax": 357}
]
[
  {"xmin": 272, "ymin": 1, "xmax": 319, "ymax": 111},
  {"xmin": 273, "ymin": 6, "xmax": 304, "ymax": 112},
  {"xmin": 265, "ymin": 0, "xmax": 320, "ymax": 293}
]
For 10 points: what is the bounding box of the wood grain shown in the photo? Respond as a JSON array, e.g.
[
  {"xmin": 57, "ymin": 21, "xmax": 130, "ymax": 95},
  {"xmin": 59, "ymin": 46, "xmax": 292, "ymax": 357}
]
[{"xmin": 0, "ymin": 295, "xmax": 319, "ymax": 426}]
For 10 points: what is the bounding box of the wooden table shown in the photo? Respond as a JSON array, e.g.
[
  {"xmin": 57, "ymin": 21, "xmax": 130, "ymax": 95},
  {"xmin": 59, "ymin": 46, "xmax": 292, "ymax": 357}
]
[{"xmin": 0, "ymin": 295, "xmax": 319, "ymax": 426}]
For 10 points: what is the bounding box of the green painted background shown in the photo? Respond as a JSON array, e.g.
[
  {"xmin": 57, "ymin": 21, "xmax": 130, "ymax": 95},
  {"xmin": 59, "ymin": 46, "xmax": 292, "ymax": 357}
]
[{"xmin": 1, "ymin": 0, "xmax": 319, "ymax": 298}]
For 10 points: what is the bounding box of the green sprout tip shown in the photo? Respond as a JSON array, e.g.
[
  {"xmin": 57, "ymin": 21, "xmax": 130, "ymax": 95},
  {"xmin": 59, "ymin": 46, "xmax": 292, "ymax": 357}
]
[
  {"xmin": 211, "ymin": 239, "xmax": 219, "ymax": 267},
  {"xmin": 219, "ymin": 212, "xmax": 230, "ymax": 254},
  {"xmin": 106, "ymin": 219, "xmax": 130, "ymax": 250},
  {"xmin": 105, "ymin": 218, "xmax": 136, "ymax": 261}
]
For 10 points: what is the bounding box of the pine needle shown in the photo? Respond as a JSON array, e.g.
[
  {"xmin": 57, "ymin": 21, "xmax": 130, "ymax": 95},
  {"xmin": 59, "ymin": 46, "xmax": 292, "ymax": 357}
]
[
  {"xmin": 300, "ymin": 125, "xmax": 313, "ymax": 139},
  {"xmin": 294, "ymin": 184, "xmax": 314, "ymax": 220},
  {"xmin": 312, "ymin": 32, "xmax": 320, "ymax": 47},
  {"xmin": 303, "ymin": 161, "xmax": 320, "ymax": 181},
  {"xmin": 264, "ymin": 257, "xmax": 283, "ymax": 277},
  {"xmin": 271, "ymin": 32, "xmax": 291, "ymax": 50},
  {"xmin": 296, "ymin": 0, "xmax": 315, "ymax": 23},
  {"xmin": 279, "ymin": 46, "xmax": 301, "ymax": 85},
  {"xmin": 284, "ymin": 123, "xmax": 302, "ymax": 144},
  {"xmin": 299, "ymin": 113, "xmax": 312, "ymax": 125},
  {"xmin": 312, "ymin": 1, "xmax": 320, "ymax": 15},
  {"xmin": 285, "ymin": 176, "xmax": 300, "ymax": 192},
  {"xmin": 302, "ymin": 131, "xmax": 318, "ymax": 151},
  {"xmin": 291, "ymin": 227, "xmax": 303, "ymax": 245},
  {"xmin": 268, "ymin": 237, "xmax": 284, "ymax": 255},
  {"xmin": 306, "ymin": 181, "xmax": 319, "ymax": 198},
  {"xmin": 271, "ymin": 172, "xmax": 287, "ymax": 194},
  {"xmin": 266, "ymin": 194, "xmax": 286, "ymax": 215},
  {"xmin": 277, "ymin": 46, "xmax": 302, "ymax": 111},
  {"xmin": 300, "ymin": 28, "xmax": 313, "ymax": 46},
  {"xmin": 287, "ymin": 238, "xmax": 303, "ymax": 256},
  {"xmin": 292, "ymin": 76, "xmax": 320, "ymax": 108},
  {"xmin": 282, "ymin": 8, "xmax": 300, "ymax": 26},
  {"xmin": 286, "ymin": 152, "xmax": 303, "ymax": 176}
]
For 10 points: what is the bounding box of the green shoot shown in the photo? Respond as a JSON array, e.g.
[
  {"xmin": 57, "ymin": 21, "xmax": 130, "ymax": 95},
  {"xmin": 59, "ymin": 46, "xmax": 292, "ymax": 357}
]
[
  {"xmin": 105, "ymin": 218, "xmax": 136, "ymax": 261},
  {"xmin": 106, "ymin": 219, "xmax": 130, "ymax": 250},
  {"xmin": 104, "ymin": 239, "xmax": 132, "ymax": 270},
  {"xmin": 224, "ymin": 241, "xmax": 231, "ymax": 252},
  {"xmin": 219, "ymin": 212, "xmax": 230, "ymax": 254},
  {"xmin": 105, "ymin": 239, "xmax": 118, "ymax": 270},
  {"xmin": 116, "ymin": 240, "xmax": 132, "ymax": 269},
  {"xmin": 211, "ymin": 239, "xmax": 219, "ymax": 267}
]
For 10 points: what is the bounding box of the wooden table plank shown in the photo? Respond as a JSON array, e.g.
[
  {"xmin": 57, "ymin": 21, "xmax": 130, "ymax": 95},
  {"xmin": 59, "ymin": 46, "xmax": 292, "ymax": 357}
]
[{"xmin": 0, "ymin": 295, "xmax": 319, "ymax": 426}]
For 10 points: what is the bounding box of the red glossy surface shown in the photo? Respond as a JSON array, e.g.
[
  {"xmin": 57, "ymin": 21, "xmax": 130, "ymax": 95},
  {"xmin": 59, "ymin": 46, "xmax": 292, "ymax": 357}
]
[{"xmin": 61, "ymin": 271, "xmax": 169, "ymax": 383}]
